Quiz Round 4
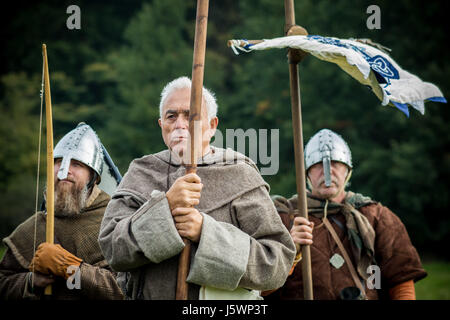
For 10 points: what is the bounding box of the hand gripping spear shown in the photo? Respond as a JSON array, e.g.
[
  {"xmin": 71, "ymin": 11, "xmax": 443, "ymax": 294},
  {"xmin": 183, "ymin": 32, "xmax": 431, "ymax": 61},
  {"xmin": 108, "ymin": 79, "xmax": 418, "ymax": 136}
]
[
  {"xmin": 175, "ymin": 0, "xmax": 209, "ymax": 300},
  {"xmin": 42, "ymin": 44, "xmax": 55, "ymax": 296},
  {"xmin": 225, "ymin": 0, "xmax": 314, "ymax": 301},
  {"xmin": 284, "ymin": 0, "xmax": 313, "ymax": 300}
]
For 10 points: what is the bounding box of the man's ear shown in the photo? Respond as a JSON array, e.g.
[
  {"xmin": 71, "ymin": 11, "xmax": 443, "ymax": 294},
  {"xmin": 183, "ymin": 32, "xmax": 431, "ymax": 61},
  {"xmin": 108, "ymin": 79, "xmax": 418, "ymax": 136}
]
[
  {"xmin": 207, "ymin": 117, "xmax": 218, "ymax": 139},
  {"xmin": 306, "ymin": 174, "xmax": 313, "ymax": 191},
  {"xmin": 158, "ymin": 118, "xmax": 162, "ymax": 128},
  {"xmin": 209, "ymin": 117, "xmax": 218, "ymax": 130},
  {"xmin": 87, "ymin": 170, "xmax": 98, "ymax": 190}
]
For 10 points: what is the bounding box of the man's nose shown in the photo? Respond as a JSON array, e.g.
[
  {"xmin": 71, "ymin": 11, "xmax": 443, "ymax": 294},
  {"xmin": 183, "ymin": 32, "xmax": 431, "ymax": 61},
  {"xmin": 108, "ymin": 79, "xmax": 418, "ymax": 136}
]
[
  {"xmin": 67, "ymin": 165, "xmax": 74, "ymax": 175},
  {"xmin": 330, "ymin": 163, "xmax": 342, "ymax": 175},
  {"xmin": 63, "ymin": 162, "xmax": 76, "ymax": 179},
  {"xmin": 175, "ymin": 115, "xmax": 189, "ymax": 129}
]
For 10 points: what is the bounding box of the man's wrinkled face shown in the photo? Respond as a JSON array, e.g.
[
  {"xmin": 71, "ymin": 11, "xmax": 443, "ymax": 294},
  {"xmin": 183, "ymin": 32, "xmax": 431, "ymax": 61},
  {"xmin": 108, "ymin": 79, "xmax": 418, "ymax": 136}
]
[
  {"xmin": 158, "ymin": 87, "xmax": 217, "ymax": 161},
  {"xmin": 307, "ymin": 161, "xmax": 349, "ymax": 200},
  {"xmin": 53, "ymin": 158, "xmax": 91, "ymax": 217}
]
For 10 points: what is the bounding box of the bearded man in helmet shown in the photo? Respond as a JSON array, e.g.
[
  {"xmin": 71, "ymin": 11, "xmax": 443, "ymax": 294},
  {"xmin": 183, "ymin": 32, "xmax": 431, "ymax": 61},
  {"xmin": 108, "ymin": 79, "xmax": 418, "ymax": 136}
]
[
  {"xmin": 265, "ymin": 129, "xmax": 427, "ymax": 300},
  {"xmin": 0, "ymin": 123, "xmax": 123, "ymax": 300}
]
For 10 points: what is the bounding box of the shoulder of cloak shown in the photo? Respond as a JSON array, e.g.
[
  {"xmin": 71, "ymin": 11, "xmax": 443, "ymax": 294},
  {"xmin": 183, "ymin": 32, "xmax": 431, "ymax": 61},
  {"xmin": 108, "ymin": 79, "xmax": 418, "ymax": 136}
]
[
  {"xmin": 2, "ymin": 212, "xmax": 46, "ymax": 269},
  {"xmin": 114, "ymin": 151, "xmax": 172, "ymax": 201},
  {"xmin": 271, "ymin": 194, "xmax": 295, "ymax": 214},
  {"xmin": 196, "ymin": 156, "xmax": 269, "ymax": 213},
  {"xmin": 2, "ymin": 190, "xmax": 110, "ymax": 269},
  {"xmin": 346, "ymin": 191, "xmax": 377, "ymax": 209},
  {"xmin": 114, "ymin": 149, "xmax": 270, "ymax": 213}
]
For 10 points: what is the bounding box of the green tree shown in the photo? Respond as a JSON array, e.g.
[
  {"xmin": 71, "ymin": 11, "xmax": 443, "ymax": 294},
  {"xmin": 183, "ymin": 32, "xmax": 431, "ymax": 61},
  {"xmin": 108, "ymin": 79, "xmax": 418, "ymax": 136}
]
[{"xmin": 0, "ymin": 73, "xmax": 42, "ymax": 236}]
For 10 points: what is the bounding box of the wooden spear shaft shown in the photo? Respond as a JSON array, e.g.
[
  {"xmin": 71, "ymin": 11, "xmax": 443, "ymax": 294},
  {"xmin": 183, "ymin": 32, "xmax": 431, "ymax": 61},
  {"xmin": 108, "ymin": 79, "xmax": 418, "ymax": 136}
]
[
  {"xmin": 284, "ymin": 0, "xmax": 314, "ymax": 300},
  {"xmin": 175, "ymin": 0, "xmax": 209, "ymax": 300},
  {"xmin": 42, "ymin": 44, "xmax": 54, "ymax": 296}
]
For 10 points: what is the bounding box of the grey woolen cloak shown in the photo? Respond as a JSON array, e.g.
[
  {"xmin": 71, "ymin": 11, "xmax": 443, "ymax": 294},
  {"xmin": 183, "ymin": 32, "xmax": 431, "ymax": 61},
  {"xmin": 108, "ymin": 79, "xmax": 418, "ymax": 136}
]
[{"xmin": 99, "ymin": 146, "xmax": 296, "ymax": 299}]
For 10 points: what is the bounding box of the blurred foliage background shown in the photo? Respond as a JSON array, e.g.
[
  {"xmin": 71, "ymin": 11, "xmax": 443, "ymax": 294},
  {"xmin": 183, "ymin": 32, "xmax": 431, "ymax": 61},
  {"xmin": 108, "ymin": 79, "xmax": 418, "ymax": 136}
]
[{"xmin": 0, "ymin": 0, "xmax": 448, "ymax": 295}]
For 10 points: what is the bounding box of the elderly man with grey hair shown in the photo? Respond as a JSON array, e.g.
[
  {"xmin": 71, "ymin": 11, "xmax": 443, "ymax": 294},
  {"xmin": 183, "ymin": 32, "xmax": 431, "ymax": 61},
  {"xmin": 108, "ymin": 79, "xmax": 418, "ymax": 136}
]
[{"xmin": 98, "ymin": 76, "xmax": 296, "ymax": 300}]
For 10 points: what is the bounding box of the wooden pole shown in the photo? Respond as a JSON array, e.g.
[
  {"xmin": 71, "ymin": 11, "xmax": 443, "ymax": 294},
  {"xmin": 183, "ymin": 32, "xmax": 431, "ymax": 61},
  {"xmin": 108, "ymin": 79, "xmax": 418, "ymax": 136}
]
[
  {"xmin": 176, "ymin": 0, "xmax": 209, "ymax": 300},
  {"xmin": 42, "ymin": 44, "xmax": 54, "ymax": 296},
  {"xmin": 284, "ymin": 0, "xmax": 313, "ymax": 300}
]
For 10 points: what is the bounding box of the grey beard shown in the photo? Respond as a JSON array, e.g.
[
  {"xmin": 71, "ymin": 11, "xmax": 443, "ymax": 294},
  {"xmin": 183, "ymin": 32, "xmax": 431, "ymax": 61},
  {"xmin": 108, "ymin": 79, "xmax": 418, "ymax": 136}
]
[{"xmin": 54, "ymin": 183, "xmax": 89, "ymax": 217}]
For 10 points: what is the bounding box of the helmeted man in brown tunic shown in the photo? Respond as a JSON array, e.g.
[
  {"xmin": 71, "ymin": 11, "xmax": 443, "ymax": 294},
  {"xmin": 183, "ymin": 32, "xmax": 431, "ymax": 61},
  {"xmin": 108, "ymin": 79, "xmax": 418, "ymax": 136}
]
[
  {"xmin": 0, "ymin": 123, "xmax": 123, "ymax": 300},
  {"xmin": 265, "ymin": 129, "xmax": 426, "ymax": 300}
]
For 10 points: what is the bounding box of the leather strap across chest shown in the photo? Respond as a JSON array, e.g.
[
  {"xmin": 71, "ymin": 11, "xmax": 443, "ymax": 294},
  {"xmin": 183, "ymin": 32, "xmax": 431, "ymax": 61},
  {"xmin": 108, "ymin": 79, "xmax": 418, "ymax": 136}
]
[{"xmin": 322, "ymin": 217, "xmax": 366, "ymax": 298}]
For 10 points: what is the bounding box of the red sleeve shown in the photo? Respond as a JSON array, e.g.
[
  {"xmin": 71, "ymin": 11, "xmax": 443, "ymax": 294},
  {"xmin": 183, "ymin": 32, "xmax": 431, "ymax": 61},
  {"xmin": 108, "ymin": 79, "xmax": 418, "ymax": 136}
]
[{"xmin": 389, "ymin": 280, "xmax": 416, "ymax": 300}]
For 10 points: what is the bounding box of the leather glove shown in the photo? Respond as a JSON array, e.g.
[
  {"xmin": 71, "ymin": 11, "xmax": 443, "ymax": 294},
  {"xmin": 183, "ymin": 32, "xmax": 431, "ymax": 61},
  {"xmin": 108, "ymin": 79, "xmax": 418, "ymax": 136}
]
[{"xmin": 29, "ymin": 243, "xmax": 82, "ymax": 279}]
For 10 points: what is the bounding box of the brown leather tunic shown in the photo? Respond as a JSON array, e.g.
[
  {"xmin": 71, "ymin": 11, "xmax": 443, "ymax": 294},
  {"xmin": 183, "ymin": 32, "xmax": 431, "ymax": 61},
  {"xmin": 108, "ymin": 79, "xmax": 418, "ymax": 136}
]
[{"xmin": 266, "ymin": 194, "xmax": 427, "ymax": 300}]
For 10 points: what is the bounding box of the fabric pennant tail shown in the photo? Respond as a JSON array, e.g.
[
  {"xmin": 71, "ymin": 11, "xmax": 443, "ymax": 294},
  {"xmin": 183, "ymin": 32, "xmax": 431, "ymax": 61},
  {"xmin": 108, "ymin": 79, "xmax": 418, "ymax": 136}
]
[
  {"xmin": 392, "ymin": 102, "xmax": 410, "ymax": 118},
  {"xmin": 428, "ymin": 96, "xmax": 447, "ymax": 103}
]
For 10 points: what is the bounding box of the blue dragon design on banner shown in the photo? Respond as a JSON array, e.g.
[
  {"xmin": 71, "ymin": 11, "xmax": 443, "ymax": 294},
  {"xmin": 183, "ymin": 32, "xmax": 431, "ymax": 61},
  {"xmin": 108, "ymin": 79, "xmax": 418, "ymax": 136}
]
[{"xmin": 307, "ymin": 35, "xmax": 399, "ymax": 86}]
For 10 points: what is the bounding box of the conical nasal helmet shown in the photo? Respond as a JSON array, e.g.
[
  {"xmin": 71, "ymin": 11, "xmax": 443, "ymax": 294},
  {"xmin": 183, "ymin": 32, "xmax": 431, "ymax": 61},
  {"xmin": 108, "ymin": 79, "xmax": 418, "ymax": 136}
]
[
  {"xmin": 53, "ymin": 122, "xmax": 104, "ymax": 182},
  {"xmin": 304, "ymin": 129, "xmax": 352, "ymax": 187}
]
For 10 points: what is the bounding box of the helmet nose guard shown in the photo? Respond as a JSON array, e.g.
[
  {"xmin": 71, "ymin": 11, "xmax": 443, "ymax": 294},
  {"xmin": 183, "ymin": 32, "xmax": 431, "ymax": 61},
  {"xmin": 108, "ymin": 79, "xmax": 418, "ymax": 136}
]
[
  {"xmin": 304, "ymin": 129, "xmax": 352, "ymax": 187},
  {"xmin": 53, "ymin": 122, "xmax": 104, "ymax": 182}
]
